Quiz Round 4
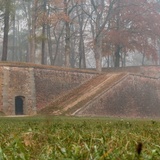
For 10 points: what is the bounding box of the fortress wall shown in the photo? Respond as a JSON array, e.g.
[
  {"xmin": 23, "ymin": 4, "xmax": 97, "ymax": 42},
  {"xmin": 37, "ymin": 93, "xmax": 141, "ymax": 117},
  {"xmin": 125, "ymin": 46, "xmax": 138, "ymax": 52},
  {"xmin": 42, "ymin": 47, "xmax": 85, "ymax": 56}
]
[
  {"xmin": 2, "ymin": 67, "xmax": 36, "ymax": 115},
  {"xmin": 1, "ymin": 62, "xmax": 160, "ymax": 116},
  {"xmin": 34, "ymin": 68, "xmax": 97, "ymax": 110},
  {"xmin": 0, "ymin": 63, "xmax": 97, "ymax": 115},
  {"xmin": 76, "ymin": 75, "xmax": 160, "ymax": 118}
]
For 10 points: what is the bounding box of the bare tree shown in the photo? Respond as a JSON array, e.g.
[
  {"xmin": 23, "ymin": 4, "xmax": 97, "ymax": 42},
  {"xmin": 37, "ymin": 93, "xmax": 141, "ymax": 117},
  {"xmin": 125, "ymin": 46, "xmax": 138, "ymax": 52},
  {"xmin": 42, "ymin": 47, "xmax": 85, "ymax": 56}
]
[
  {"xmin": 76, "ymin": 0, "xmax": 86, "ymax": 68},
  {"xmin": 41, "ymin": 0, "xmax": 47, "ymax": 64},
  {"xmin": 89, "ymin": 0, "xmax": 117, "ymax": 71},
  {"xmin": 2, "ymin": 0, "xmax": 11, "ymax": 61},
  {"xmin": 64, "ymin": 0, "xmax": 71, "ymax": 67}
]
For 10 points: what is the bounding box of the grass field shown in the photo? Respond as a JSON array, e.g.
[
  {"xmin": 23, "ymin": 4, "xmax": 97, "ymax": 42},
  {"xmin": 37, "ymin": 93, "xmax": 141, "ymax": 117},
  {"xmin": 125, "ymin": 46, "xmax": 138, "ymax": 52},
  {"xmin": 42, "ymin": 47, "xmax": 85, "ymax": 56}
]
[{"xmin": 0, "ymin": 116, "xmax": 160, "ymax": 160}]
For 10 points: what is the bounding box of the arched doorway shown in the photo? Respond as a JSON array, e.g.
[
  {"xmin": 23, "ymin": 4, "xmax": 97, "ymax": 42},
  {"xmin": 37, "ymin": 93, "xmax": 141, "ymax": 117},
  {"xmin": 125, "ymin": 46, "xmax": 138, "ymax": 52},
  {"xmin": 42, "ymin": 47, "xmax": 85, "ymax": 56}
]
[{"xmin": 15, "ymin": 96, "xmax": 24, "ymax": 115}]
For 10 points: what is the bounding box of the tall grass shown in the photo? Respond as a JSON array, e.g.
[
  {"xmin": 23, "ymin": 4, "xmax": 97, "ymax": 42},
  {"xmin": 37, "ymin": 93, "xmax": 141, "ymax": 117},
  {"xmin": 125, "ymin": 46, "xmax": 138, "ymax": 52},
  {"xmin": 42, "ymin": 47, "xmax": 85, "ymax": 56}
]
[{"xmin": 0, "ymin": 116, "xmax": 159, "ymax": 160}]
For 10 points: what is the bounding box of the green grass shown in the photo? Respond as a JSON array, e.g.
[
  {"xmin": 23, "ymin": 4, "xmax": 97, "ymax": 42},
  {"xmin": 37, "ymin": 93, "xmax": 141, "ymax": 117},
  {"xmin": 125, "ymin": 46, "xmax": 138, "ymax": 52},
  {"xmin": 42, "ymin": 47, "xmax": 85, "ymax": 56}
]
[{"xmin": 0, "ymin": 116, "xmax": 160, "ymax": 160}]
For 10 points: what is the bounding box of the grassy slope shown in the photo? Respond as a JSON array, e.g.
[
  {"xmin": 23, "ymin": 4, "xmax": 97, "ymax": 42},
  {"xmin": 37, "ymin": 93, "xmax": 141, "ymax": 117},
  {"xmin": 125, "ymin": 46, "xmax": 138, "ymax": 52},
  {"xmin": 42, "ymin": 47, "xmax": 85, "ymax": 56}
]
[{"xmin": 0, "ymin": 116, "xmax": 159, "ymax": 160}]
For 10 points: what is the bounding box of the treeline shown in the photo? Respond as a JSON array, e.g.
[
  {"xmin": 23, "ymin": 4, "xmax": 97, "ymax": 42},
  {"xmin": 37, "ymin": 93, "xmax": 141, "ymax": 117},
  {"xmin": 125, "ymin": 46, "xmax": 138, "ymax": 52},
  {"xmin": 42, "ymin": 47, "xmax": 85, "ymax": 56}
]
[{"xmin": 0, "ymin": 0, "xmax": 160, "ymax": 71}]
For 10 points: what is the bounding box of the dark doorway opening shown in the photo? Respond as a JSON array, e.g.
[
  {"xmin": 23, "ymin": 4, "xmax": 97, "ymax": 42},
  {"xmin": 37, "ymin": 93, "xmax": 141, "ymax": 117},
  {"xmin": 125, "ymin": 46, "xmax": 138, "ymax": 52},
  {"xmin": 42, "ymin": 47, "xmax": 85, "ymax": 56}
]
[{"xmin": 15, "ymin": 96, "xmax": 24, "ymax": 115}]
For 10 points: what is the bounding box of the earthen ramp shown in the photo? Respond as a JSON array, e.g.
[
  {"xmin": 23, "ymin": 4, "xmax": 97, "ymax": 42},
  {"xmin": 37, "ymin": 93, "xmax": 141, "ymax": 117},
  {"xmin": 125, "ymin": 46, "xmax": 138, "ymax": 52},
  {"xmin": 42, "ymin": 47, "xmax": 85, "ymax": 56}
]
[{"xmin": 39, "ymin": 73, "xmax": 127, "ymax": 115}]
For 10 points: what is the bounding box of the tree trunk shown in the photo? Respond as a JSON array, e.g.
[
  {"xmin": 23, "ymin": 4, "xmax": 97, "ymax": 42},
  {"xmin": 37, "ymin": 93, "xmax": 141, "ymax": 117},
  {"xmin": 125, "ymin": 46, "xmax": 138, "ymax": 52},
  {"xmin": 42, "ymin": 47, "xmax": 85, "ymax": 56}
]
[
  {"xmin": 76, "ymin": 2, "xmax": 86, "ymax": 68},
  {"xmin": 114, "ymin": 45, "xmax": 121, "ymax": 67},
  {"xmin": 12, "ymin": 10, "xmax": 16, "ymax": 61},
  {"xmin": 95, "ymin": 14, "xmax": 102, "ymax": 72},
  {"xmin": 79, "ymin": 24, "xmax": 86, "ymax": 68},
  {"xmin": 79, "ymin": 37, "xmax": 86, "ymax": 68},
  {"xmin": 95, "ymin": 37, "xmax": 102, "ymax": 72},
  {"xmin": 90, "ymin": 0, "xmax": 112, "ymax": 72},
  {"xmin": 64, "ymin": 0, "xmax": 71, "ymax": 68},
  {"xmin": 17, "ymin": 20, "xmax": 21, "ymax": 61},
  {"xmin": 46, "ymin": 2, "xmax": 54, "ymax": 65},
  {"xmin": 122, "ymin": 52, "xmax": 126, "ymax": 67},
  {"xmin": 23, "ymin": 0, "xmax": 32, "ymax": 62},
  {"xmin": 30, "ymin": 0, "xmax": 37, "ymax": 63},
  {"xmin": 142, "ymin": 53, "xmax": 145, "ymax": 65},
  {"xmin": 2, "ymin": 0, "xmax": 10, "ymax": 61},
  {"xmin": 41, "ymin": 25, "xmax": 46, "ymax": 64},
  {"xmin": 107, "ymin": 54, "xmax": 110, "ymax": 67},
  {"xmin": 41, "ymin": 0, "xmax": 47, "ymax": 65},
  {"xmin": 70, "ymin": 39, "xmax": 75, "ymax": 68},
  {"xmin": 53, "ymin": 25, "xmax": 64, "ymax": 65},
  {"xmin": 47, "ymin": 24, "xmax": 54, "ymax": 65},
  {"xmin": 65, "ymin": 22, "xmax": 71, "ymax": 67},
  {"xmin": 30, "ymin": 23, "xmax": 36, "ymax": 63}
]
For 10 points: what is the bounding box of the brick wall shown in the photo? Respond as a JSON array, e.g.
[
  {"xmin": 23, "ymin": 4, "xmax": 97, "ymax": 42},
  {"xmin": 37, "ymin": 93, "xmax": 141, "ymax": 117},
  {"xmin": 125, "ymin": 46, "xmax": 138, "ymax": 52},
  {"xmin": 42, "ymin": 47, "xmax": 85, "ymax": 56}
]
[
  {"xmin": 76, "ymin": 75, "xmax": 160, "ymax": 118},
  {"xmin": 1, "ymin": 63, "xmax": 160, "ymax": 117},
  {"xmin": 34, "ymin": 68, "xmax": 96, "ymax": 110},
  {"xmin": 0, "ymin": 64, "xmax": 97, "ymax": 115},
  {"xmin": 2, "ymin": 67, "xmax": 36, "ymax": 115}
]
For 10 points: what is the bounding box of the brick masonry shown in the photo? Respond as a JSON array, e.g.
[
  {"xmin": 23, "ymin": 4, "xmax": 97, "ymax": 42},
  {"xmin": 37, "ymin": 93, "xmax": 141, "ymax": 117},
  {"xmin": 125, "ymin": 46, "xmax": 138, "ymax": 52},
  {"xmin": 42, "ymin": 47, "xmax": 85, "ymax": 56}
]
[
  {"xmin": 0, "ymin": 64, "xmax": 96, "ymax": 115},
  {"xmin": 1, "ymin": 63, "xmax": 160, "ymax": 117},
  {"xmin": 75, "ymin": 74, "xmax": 160, "ymax": 118},
  {"xmin": 2, "ymin": 67, "xmax": 36, "ymax": 115},
  {"xmin": 34, "ymin": 68, "xmax": 96, "ymax": 110}
]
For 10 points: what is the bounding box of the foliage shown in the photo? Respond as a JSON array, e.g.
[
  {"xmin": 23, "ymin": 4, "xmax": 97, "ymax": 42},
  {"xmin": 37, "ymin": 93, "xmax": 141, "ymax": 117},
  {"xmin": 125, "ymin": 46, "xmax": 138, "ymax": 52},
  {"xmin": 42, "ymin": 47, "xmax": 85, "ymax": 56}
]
[
  {"xmin": 1, "ymin": 0, "xmax": 160, "ymax": 68},
  {"xmin": 102, "ymin": 0, "xmax": 160, "ymax": 66},
  {"xmin": 0, "ymin": 116, "xmax": 160, "ymax": 159}
]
